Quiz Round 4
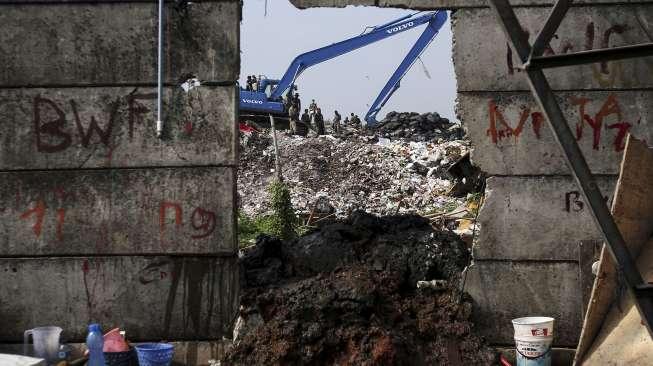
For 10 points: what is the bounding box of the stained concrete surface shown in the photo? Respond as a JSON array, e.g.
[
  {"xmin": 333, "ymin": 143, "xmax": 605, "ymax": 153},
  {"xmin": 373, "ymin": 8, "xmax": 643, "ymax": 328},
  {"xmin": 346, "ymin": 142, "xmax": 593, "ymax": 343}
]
[
  {"xmin": 0, "ymin": 256, "xmax": 238, "ymax": 341},
  {"xmin": 0, "ymin": 167, "xmax": 236, "ymax": 255},
  {"xmin": 475, "ymin": 176, "xmax": 617, "ymax": 260},
  {"xmin": 0, "ymin": 1, "xmax": 240, "ymax": 86},
  {"xmin": 458, "ymin": 91, "xmax": 653, "ymax": 175},
  {"xmin": 0, "ymin": 86, "xmax": 237, "ymax": 170}
]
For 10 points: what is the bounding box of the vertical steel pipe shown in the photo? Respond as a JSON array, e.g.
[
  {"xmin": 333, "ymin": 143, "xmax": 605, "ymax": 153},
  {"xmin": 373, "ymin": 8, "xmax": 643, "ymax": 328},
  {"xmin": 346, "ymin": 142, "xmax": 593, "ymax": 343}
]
[{"xmin": 156, "ymin": 0, "xmax": 164, "ymax": 138}]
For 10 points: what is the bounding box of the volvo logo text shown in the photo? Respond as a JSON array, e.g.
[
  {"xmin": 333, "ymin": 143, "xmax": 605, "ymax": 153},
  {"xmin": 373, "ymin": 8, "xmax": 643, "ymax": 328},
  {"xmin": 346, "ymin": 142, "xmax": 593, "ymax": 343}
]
[
  {"xmin": 386, "ymin": 22, "xmax": 413, "ymax": 34},
  {"xmin": 242, "ymin": 99, "xmax": 263, "ymax": 104}
]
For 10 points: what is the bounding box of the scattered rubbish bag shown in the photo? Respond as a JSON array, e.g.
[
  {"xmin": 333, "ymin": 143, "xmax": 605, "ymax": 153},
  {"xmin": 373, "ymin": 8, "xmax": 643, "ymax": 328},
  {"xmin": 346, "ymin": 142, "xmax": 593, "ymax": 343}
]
[{"xmin": 103, "ymin": 328, "xmax": 133, "ymax": 366}]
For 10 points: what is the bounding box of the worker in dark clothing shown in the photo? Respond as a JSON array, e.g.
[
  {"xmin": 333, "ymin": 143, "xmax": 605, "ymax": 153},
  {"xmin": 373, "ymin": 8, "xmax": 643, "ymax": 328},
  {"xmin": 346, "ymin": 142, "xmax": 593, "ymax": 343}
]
[
  {"xmin": 349, "ymin": 113, "xmax": 357, "ymax": 128},
  {"xmin": 289, "ymin": 104, "xmax": 298, "ymax": 135},
  {"xmin": 309, "ymin": 99, "xmax": 318, "ymax": 117},
  {"xmin": 294, "ymin": 93, "xmax": 302, "ymax": 112},
  {"xmin": 285, "ymin": 88, "xmax": 294, "ymax": 107},
  {"xmin": 246, "ymin": 75, "xmax": 252, "ymax": 91},
  {"xmin": 251, "ymin": 75, "xmax": 258, "ymax": 92},
  {"xmin": 351, "ymin": 113, "xmax": 362, "ymax": 128},
  {"xmin": 332, "ymin": 110, "xmax": 341, "ymax": 134},
  {"xmin": 301, "ymin": 109, "xmax": 311, "ymax": 132},
  {"xmin": 315, "ymin": 108, "xmax": 325, "ymax": 135}
]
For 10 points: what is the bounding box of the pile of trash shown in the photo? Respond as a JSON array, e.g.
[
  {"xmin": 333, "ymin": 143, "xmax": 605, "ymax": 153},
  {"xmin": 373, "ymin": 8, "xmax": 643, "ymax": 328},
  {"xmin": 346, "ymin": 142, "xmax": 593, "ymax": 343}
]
[
  {"xmin": 373, "ymin": 111, "xmax": 464, "ymax": 142},
  {"xmin": 238, "ymin": 123, "xmax": 471, "ymax": 220},
  {"xmin": 221, "ymin": 212, "xmax": 497, "ymax": 365}
]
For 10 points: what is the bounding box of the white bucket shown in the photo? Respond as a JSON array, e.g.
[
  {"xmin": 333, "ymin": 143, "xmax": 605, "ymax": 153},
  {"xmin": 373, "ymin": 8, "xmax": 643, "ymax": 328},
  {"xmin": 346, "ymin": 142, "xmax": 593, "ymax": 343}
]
[
  {"xmin": 515, "ymin": 336, "xmax": 553, "ymax": 366},
  {"xmin": 512, "ymin": 317, "xmax": 555, "ymax": 366}
]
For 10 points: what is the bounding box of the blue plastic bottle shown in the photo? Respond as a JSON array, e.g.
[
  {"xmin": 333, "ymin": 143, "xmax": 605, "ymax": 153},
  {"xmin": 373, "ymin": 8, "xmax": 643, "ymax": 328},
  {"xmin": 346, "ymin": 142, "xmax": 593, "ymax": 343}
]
[{"xmin": 86, "ymin": 323, "xmax": 106, "ymax": 366}]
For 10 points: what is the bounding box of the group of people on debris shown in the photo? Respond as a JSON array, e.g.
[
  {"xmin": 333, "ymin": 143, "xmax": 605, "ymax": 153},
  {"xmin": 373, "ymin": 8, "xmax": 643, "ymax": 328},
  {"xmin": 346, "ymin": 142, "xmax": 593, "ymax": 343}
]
[
  {"xmin": 287, "ymin": 95, "xmax": 364, "ymax": 137},
  {"xmin": 245, "ymin": 75, "xmax": 259, "ymax": 92},
  {"xmin": 287, "ymin": 94, "xmax": 326, "ymax": 137}
]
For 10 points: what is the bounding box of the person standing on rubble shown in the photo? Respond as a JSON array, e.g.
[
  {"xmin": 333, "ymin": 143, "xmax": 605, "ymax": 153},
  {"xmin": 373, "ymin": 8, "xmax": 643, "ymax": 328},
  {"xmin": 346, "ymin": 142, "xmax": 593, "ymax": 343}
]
[
  {"xmin": 315, "ymin": 108, "xmax": 325, "ymax": 135},
  {"xmin": 309, "ymin": 99, "xmax": 318, "ymax": 116},
  {"xmin": 301, "ymin": 109, "xmax": 312, "ymax": 132},
  {"xmin": 294, "ymin": 93, "xmax": 302, "ymax": 112},
  {"xmin": 351, "ymin": 114, "xmax": 362, "ymax": 129},
  {"xmin": 251, "ymin": 75, "xmax": 258, "ymax": 92},
  {"xmin": 289, "ymin": 104, "xmax": 298, "ymax": 134},
  {"xmin": 332, "ymin": 110, "xmax": 341, "ymax": 134},
  {"xmin": 246, "ymin": 75, "xmax": 252, "ymax": 91}
]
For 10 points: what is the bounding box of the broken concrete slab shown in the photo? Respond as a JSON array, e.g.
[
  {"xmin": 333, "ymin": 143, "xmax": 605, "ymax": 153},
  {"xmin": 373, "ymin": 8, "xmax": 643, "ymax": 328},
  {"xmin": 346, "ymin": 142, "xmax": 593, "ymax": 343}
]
[
  {"xmin": 453, "ymin": 5, "xmax": 653, "ymax": 91},
  {"xmin": 0, "ymin": 167, "xmax": 236, "ymax": 255},
  {"xmin": 458, "ymin": 91, "xmax": 653, "ymax": 175},
  {"xmin": 290, "ymin": 0, "xmax": 641, "ymax": 9},
  {"xmin": 0, "ymin": 256, "xmax": 238, "ymax": 341},
  {"xmin": 465, "ymin": 260, "xmax": 582, "ymax": 346},
  {"xmin": 475, "ymin": 176, "xmax": 616, "ymax": 260},
  {"xmin": 0, "ymin": 86, "xmax": 237, "ymax": 170},
  {"xmin": 0, "ymin": 1, "xmax": 239, "ymax": 86}
]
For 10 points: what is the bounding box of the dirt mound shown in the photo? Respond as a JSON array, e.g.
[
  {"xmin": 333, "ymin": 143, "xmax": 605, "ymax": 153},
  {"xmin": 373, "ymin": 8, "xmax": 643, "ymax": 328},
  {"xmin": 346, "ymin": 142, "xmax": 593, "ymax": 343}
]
[{"xmin": 222, "ymin": 212, "xmax": 496, "ymax": 366}]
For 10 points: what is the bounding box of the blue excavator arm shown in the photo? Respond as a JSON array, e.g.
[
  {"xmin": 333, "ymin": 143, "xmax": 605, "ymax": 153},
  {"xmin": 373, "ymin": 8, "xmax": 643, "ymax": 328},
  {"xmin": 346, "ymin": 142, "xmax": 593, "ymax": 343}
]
[
  {"xmin": 364, "ymin": 11, "xmax": 447, "ymax": 125},
  {"xmin": 240, "ymin": 11, "xmax": 447, "ymax": 124},
  {"xmin": 269, "ymin": 11, "xmax": 447, "ymax": 102}
]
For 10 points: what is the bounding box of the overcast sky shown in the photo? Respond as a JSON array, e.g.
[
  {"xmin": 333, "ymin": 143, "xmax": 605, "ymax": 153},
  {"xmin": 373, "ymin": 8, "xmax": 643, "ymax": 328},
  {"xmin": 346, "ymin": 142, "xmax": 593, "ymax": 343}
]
[{"xmin": 240, "ymin": 1, "xmax": 457, "ymax": 121}]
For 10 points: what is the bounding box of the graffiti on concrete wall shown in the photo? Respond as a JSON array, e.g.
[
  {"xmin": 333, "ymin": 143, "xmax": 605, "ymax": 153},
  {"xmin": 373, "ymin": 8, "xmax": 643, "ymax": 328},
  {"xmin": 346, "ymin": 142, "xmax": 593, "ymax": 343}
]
[
  {"xmin": 487, "ymin": 93, "xmax": 641, "ymax": 152},
  {"xmin": 13, "ymin": 185, "xmax": 218, "ymax": 245},
  {"xmin": 160, "ymin": 201, "xmax": 217, "ymax": 240},
  {"xmin": 506, "ymin": 22, "xmax": 633, "ymax": 87},
  {"xmin": 564, "ymin": 190, "xmax": 612, "ymax": 213}
]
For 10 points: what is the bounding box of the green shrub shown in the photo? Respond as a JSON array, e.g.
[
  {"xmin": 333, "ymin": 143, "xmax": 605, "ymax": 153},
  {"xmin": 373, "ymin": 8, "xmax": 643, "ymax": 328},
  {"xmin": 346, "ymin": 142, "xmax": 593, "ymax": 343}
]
[{"xmin": 237, "ymin": 180, "xmax": 298, "ymax": 247}]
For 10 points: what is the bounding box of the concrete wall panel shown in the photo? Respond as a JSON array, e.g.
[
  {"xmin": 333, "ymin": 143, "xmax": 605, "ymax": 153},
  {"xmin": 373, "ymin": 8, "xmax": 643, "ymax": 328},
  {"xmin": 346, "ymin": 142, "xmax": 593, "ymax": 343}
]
[
  {"xmin": 0, "ymin": 1, "xmax": 239, "ymax": 86},
  {"xmin": 0, "ymin": 86, "xmax": 237, "ymax": 170},
  {"xmin": 0, "ymin": 167, "xmax": 236, "ymax": 255},
  {"xmin": 476, "ymin": 176, "xmax": 616, "ymax": 260},
  {"xmin": 290, "ymin": 0, "xmax": 651, "ymax": 9},
  {"xmin": 458, "ymin": 91, "xmax": 653, "ymax": 175},
  {"xmin": 453, "ymin": 6, "xmax": 653, "ymax": 91},
  {"xmin": 465, "ymin": 261, "xmax": 582, "ymax": 346},
  {"xmin": 0, "ymin": 256, "xmax": 238, "ymax": 342}
]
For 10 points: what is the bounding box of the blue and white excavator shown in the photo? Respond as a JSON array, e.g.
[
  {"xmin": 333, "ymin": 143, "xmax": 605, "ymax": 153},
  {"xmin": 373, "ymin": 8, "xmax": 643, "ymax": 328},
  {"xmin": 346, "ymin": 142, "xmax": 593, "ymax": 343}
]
[{"xmin": 240, "ymin": 10, "xmax": 447, "ymax": 126}]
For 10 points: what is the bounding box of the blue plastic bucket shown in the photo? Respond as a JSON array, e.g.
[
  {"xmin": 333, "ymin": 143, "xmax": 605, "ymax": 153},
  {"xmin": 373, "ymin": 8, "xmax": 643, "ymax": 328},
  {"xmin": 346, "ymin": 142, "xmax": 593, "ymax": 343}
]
[{"xmin": 135, "ymin": 343, "xmax": 174, "ymax": 366}]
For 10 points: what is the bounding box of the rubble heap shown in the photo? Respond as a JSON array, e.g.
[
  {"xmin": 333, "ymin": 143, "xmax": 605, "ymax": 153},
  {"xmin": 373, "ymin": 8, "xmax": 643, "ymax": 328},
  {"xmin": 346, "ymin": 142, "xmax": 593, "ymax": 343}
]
[
  {"xmin": 238, "ymin": 128, "xmax": 470, "ymax": 219},
  {"xmin": 373, "ymin": 111, "xmax": 464, "ymax": 142},
  {"xmin": 222, "ymin": 212, "xmax": 496, "ymax": 366}
]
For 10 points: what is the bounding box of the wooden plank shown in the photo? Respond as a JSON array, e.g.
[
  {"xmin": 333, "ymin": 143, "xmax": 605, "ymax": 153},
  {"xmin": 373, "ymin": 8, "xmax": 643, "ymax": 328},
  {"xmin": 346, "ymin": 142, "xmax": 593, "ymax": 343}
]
[
  {"xmin": 576, "ymin": 136, "xmax": 653, "ymax": 364},
  {"xmin": 0, "ymin": 1, "xmax": 239, "ymax": 86},
  {"xmin": 0, "ymin": 256, "xmax": 239, "ymax": 342},
  {"xmin": 0, "ymin": 86, "xmax": 237, "ymax": 170},
  {"xmin": 0, "ymin": 167, "xmax": 236, "ymax": 255},
  {"xmin": 581, "ymin": 238, "xmax": 653, "ymax": 364}
]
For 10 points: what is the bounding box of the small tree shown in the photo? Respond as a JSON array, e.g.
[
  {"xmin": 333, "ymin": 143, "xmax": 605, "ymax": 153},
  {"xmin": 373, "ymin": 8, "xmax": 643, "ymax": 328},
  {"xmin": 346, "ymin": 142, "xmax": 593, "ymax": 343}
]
[{"xmin": 265, "ymin": 179, "xmax": 298, "ymax": 241}]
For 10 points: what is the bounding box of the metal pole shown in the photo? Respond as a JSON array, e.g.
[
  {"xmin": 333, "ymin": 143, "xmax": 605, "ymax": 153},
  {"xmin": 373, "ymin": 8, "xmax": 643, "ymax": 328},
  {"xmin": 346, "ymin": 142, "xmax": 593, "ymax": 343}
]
[
  {"xmin": 269, "ymin": 115, "xmax": 283, "ymax": 181},
  {"xmin": 156, "ymin": 0, "xmax": 164, "ymax": 138}
]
